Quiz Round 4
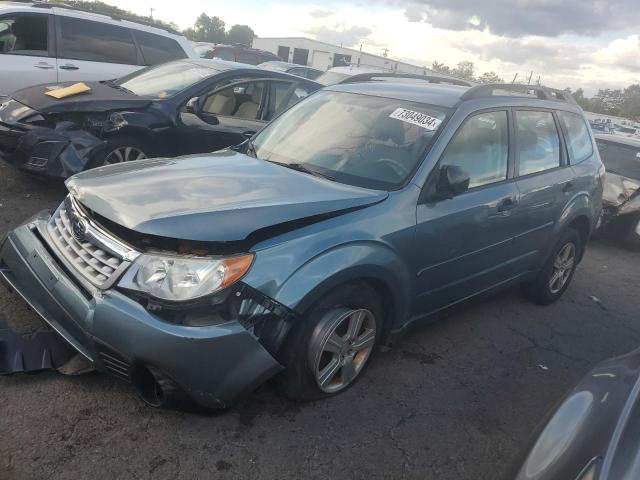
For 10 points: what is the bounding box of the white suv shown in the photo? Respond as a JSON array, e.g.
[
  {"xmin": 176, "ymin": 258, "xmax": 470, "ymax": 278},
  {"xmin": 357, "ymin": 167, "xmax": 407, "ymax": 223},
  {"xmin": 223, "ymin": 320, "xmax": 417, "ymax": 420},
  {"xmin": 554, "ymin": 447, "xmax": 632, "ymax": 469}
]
[{"xmin": 0, "ymin": 2, "xmax": 197, "ymax": 98}]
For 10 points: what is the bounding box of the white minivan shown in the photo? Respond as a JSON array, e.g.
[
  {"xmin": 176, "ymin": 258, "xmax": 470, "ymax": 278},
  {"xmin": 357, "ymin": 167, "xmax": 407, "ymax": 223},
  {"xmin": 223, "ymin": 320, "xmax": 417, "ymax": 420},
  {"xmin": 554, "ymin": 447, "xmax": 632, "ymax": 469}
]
[{"xmin": 0, "ymin": 2, "xmax": 197, "ymax": 98}]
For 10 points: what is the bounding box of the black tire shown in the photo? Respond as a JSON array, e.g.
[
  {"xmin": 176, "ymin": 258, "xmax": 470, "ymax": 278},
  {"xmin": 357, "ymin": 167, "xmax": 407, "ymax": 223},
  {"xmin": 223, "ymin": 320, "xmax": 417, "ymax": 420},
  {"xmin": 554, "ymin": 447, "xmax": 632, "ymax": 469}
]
[
  {"xmin": 521, "ymin": 228, "xmax": 583, "ymax": 305},
  {"xmin": 623, "ymin": 214, "xmax": 640, "ymax": 250},
  {"xmin": 279, "ymin": 282, "xmax": 384, "ymax": 402},
  {"xmin": 87, "ymin": 135, "xmax": 151, "ymax": 170}
]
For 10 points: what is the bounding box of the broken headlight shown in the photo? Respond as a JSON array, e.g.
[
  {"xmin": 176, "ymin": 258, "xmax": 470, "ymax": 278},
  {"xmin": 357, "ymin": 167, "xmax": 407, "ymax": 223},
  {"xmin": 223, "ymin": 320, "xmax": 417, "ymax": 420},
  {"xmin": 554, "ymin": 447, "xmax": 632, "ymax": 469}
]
[{"xmin": 119, "ymin": 253, "xmax": 254, "ymax": 302}]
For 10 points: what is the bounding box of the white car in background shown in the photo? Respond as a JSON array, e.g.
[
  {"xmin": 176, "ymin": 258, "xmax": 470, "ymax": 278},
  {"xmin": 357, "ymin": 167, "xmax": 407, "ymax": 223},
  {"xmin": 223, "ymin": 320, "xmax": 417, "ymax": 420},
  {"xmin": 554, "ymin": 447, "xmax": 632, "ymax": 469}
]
[{"xmin": 0, "ymin": 2, "xmax": 197, "ymax": 98}]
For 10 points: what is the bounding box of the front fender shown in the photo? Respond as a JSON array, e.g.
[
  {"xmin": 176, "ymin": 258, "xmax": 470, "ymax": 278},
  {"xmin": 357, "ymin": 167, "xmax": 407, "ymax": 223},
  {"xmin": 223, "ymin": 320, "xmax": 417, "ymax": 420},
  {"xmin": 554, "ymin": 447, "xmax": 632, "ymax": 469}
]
[
  {"xmin": 545, "ymin": 192, "xmax": 596, "ymax": 262},
  {"xmin": 269, "ymin": 241, "xmax": 412, "ymax": 331}
]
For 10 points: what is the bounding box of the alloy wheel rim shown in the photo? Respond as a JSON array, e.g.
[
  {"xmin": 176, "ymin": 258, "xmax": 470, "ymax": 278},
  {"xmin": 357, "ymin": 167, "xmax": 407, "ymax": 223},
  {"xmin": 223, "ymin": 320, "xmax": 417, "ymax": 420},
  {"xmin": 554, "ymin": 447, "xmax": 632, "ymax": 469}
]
[
  {"xmin": 549, "ymin": 242, "xmax": 576, "ymax": 294},
  {"xmin": 312, "ymin": 308, "xmax": 377, "ymax": 393},
  {"xmin": 103, "ymin": 146, "xmax": 147, "ymax": 166}
]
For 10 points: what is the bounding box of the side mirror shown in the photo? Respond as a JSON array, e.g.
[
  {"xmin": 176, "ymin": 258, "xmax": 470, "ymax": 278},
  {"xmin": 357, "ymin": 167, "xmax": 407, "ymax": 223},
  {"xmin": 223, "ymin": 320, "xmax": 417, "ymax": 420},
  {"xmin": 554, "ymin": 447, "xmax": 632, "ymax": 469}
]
[
  {"xmin": 186, "ymin": 97, "xmax": 200, "ymax": 114},
  {"xmin": 437, "ymin": 165, "xmax": 470, "ymax": 197}
]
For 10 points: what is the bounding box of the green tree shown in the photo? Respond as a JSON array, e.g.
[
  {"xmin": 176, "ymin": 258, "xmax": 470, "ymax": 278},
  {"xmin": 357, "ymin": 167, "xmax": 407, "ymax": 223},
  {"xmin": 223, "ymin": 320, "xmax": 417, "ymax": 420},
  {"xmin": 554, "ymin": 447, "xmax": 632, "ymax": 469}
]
[
  {"xmin": 62, "ymin": 0, "xmax": 178, "ymax": 31},
  {"xmin": 184, "ymin": 14, "xmax": 226, "ymax": 43},
  {"xmin": 227, "ymin": 25, "xmax": 255, "ymax": 46},
  {"xmin": 431, "ymin": 61, "xmax": 451, "ymax": 74},
  {"xmin": 477, "ymin": 71, "xmax": 504, "ymax": 84},
  {"xmin": 452, "ymin": 61, "xmax": 475, "ymax": 81}
]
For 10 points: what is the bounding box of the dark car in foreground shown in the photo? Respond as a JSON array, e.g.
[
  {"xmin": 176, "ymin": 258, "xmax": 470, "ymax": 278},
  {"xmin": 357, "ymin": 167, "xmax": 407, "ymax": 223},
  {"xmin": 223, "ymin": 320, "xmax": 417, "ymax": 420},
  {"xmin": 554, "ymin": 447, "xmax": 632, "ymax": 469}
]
[
  {"xmin": 258, "ymin": 61, "xmax": 323, "ymax": 80},
  {"xmin": 0, "ymin": 82, "xmax": 603, "ymax": 409},
  {"xmin": 0, "ymin": 59, "xmax": 320, "ymax": 178},
  {"xmin": 512, "ymin": 348, "xmax": 640, "ymax": 480},
  {"xmin": 595, "ymin": 134, "xmax": 640, "ymax": 248}
]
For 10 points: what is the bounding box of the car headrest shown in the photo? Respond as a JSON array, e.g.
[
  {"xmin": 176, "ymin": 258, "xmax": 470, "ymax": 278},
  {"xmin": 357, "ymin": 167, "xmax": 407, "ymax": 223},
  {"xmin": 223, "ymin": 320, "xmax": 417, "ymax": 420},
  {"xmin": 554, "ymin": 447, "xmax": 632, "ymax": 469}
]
[{"xmin": 374, "ymin": 115, "xmax": 406, "ymax": 145}]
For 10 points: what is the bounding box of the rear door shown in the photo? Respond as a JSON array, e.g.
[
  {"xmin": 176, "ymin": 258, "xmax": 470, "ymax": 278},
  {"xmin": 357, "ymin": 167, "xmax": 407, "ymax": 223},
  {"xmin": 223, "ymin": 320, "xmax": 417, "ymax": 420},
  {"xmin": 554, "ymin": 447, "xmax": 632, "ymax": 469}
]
[
  {"xmin": 55, "ymin": 14, "xmax": 142, "ymax": 82},
  {"xmin": 414, "ymin": 109, "xmax": 523, "ymax": 316},
  {"xmin": 511, "ymin": 109, "xmax": 575, "ymax": 267},
  {"xmin": 0, "ymin": 13, "xmax": 57, "ymax": 97}
]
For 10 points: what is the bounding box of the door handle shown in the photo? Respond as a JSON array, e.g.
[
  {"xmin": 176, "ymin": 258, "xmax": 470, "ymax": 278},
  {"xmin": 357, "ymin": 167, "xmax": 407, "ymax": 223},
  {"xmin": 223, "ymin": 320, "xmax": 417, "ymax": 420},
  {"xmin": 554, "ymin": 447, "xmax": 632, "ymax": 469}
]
[
  {"xmin": 34, "ymin": 62, "xmax": 54, "ymax": 70},
  {"xmin": 497, "ymin": 197, "xmax": 518, "ymax": 212},
  {"xmin": 59, "ymin": 64, "xmax": 79, "ymax": 71},
  {"xmin": 562, "ymin": 181, "xmax": 574, "ymax": 193}
]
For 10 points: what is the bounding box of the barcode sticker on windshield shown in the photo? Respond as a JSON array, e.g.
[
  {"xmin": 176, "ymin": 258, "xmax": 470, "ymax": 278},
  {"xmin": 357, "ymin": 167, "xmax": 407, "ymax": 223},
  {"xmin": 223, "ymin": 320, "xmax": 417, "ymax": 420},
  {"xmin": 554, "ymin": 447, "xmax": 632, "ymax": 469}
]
[{"xmin": 389, "ymin": 108, "xmax": 442, "ymax": 131}]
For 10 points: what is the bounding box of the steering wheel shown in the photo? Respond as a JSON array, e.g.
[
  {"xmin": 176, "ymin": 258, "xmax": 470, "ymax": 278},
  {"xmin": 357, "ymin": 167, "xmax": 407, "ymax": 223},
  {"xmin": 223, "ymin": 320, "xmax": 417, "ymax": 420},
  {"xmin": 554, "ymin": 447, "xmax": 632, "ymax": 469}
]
[{"xmin": 376, "ymin": 157, "xmax": 411, "ymax": 178}]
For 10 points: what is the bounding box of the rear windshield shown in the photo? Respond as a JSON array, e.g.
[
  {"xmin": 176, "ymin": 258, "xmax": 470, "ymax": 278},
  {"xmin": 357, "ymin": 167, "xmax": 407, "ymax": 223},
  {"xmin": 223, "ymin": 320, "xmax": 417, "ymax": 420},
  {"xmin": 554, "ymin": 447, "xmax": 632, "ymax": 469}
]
[
  {"xmin": 115, "ymin": 61, "xmax": 219, "ymax": 99},
  {"xmin": 252, "ymin": 90, "xmax": 448, "ymax": 190},
  {"xmin": 316, "ymin": 71, "xmax": 351, "ymax": 85},
  {"xmin": 597, "ymin": 140, "xmax": 640, "ymax": 179}
]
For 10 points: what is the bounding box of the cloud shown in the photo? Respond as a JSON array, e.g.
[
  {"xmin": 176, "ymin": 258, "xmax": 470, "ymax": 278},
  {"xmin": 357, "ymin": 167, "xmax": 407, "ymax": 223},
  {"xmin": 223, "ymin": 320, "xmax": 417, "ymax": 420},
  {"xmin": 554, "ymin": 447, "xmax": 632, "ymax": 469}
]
[
  {"xmin": 594, "ymin": 35, "xmax": 640, "ymax": 71},
  {"xmin": 395, "ymin": 0, "xmax": 640, "ymax": 37},
  {"xmin": 309, "ymin": 8, "xmax": 334, "ymax": 19},
  {"xmin": 305, "ymin": 24, "xmax": 373, "ymax": 47}
]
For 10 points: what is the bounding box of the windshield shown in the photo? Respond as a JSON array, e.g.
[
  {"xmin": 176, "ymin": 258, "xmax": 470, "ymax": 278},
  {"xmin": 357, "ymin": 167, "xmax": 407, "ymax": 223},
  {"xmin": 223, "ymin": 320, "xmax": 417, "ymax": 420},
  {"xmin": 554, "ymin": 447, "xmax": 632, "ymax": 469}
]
[
  {"xmin": 252, "ymin": 90, "xmax": 448, "ymax": 190},
  {"xmin": 316, "ymin": 71, "xmax": 351, "ymax": 85},
  {"xmin": 115, "ymin": 61, "xmax": 219, "ymax": 99}
]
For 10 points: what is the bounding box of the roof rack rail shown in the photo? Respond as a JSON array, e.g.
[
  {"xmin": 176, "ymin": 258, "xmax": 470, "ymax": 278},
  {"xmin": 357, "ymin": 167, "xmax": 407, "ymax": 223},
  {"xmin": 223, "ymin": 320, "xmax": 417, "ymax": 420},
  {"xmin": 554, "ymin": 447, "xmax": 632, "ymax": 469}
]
[
  {"xmin": 29, "ymin": 1, "xmax": 182, "ymax": 35},
  {"xmin": 338, "ymin": 72, "xmax": 474, "ymax": 87},
  {"xmin": 460, "ymin": 83, "xmax": 577, "ymax": 104}
]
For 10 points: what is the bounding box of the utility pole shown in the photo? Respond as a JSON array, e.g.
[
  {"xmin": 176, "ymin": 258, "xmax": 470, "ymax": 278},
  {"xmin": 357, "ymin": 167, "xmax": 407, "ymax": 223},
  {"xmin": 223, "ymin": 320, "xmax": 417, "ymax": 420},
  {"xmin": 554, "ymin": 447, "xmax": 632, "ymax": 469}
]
[
  {"xmin": 527, "ymin": 70, "xmax": 534, "ymax": 84},
  {"xmin": 511, "ymin": 73, "xmax": 519, "ymax": 84},
  {"xmin": 149, "ymin": 8, "xmax": 155, "ymax": 20},
  {"xmin": 382, "ymin": 47, "xmax": 389, "ymax": 58}
]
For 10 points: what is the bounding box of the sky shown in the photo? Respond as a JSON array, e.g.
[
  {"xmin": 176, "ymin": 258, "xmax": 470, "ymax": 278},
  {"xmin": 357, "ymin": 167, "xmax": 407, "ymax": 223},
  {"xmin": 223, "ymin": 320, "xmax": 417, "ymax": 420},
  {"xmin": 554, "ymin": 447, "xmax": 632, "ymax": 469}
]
[{"xmin": 106, "ymin": 0, "xmax": 640, "ymax": 95}]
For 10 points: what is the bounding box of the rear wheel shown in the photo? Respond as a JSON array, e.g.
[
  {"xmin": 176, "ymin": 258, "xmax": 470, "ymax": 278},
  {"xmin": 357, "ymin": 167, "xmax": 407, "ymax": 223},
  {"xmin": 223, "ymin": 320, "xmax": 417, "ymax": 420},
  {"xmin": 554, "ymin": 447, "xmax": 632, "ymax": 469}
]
[
  {"xmin": 87, "ymin": 136, "xmax": 150, "ymax": 170},
  {"xmin": 522, "ymin": 229, "xmax": 583, "ymax": 305},
  {"xmin": 279, "ymin": 283, "xmax": 383, "ymax": 401}
]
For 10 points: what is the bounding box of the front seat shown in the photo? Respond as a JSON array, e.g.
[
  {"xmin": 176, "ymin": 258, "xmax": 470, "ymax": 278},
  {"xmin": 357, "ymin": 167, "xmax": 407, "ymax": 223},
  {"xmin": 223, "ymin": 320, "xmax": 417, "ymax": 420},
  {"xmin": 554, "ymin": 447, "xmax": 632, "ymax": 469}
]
[
  {"xmin": 203, "ymin": 90, "xmax": 236, "ymax": 116},
  {"xmin": 236, "ymin": 84, "xmax": 264, "ymax": 119}
]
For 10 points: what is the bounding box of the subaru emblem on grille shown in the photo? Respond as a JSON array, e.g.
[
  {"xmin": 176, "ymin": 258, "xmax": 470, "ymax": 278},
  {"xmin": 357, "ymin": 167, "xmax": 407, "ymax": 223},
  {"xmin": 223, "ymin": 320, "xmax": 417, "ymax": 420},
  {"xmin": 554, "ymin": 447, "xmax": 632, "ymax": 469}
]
[{"xmin": 71, "ymin": 217, "xmax": 88, "ymax": 242}]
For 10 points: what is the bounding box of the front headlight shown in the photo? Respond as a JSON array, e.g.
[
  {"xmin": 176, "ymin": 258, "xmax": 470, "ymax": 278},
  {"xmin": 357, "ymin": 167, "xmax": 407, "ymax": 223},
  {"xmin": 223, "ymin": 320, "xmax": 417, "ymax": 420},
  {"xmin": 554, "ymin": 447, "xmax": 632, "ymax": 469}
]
[{"xmin": 120, "ymin": 253, "xmax": 254, "ymax": 302}]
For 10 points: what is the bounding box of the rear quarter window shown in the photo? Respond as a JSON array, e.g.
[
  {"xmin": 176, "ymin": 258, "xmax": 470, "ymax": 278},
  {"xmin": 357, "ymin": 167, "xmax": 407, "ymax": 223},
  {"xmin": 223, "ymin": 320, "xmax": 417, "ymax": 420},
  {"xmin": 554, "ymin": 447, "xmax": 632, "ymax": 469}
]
[
  {"xmin": 558, "ymin": 111, "xmax": 593, "ymax": 164},
  {"xmin": 133, "ymin": 31, "xmax": 187, "ymax": 66}
]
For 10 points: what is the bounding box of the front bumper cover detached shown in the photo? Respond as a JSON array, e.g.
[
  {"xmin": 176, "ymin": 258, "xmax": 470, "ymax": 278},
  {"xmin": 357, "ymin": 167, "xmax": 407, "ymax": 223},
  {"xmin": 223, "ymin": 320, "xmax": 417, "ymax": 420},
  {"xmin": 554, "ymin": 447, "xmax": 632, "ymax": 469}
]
[{"xmin": 0, "ymin": 214, "xmax": 289, "ymax": 409}]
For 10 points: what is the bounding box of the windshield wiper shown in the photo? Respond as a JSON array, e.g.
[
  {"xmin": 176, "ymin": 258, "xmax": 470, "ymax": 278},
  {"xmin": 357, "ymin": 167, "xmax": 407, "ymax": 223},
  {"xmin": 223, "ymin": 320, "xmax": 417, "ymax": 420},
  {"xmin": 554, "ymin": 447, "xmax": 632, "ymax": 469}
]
[
  {"xmin": 267, "ymin": 160, "xmax": 335, "ymax": 181},
  {"xmin": 105, "ymin": 80, "xmax": 136, "ymax": 95}
]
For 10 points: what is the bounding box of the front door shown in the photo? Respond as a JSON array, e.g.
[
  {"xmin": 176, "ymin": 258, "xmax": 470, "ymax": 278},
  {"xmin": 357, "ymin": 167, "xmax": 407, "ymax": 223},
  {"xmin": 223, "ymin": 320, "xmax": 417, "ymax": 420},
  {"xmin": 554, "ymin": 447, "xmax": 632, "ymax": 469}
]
[
  {"xmin": 413, "ymin": 110, "xmax": 524, "ymax": 317},
  {"xmin": 177, "ymin": 79, "xmax": 269, "ymax": 155}
]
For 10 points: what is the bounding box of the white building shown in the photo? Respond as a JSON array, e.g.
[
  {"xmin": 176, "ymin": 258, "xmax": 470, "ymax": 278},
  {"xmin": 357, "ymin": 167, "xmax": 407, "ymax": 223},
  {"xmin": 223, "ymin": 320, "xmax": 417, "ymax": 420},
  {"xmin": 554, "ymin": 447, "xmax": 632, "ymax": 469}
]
[{"xmin": 253, "ymin": 36, "xmax": 436, "ymax": 75}]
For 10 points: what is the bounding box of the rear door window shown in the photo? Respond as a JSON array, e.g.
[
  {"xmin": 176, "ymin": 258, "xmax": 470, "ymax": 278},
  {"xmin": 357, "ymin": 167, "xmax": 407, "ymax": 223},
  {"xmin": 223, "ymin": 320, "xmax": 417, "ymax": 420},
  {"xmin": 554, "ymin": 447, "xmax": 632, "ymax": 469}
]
[
  {"xmin": 440, "ymin": 111, "xmax": 509, "ymax": 188},
  {"xmin": 596, "ymin": 141, "xmax": 640, "ymax": 179},
  {"xmin": 133, "ymin": 31, "xmax": 187, "ymax": 66},
  {"xmin": 58, "ymin": 16, "xmax": 137, "ymax": 65},
  {"xmin": 558, "ymin": 111, "xmax": 593, "ymax": 163},
  {"xmin": 515, "ymin": 110, "xmax": 561, "ymax": 176},
  {"xmin": 265, "ymin": 82, "xmax": 313, "ymax": 120},
  {"xmin": 0, "ymin": 14, "xmax": 48, "ymax": 56}
]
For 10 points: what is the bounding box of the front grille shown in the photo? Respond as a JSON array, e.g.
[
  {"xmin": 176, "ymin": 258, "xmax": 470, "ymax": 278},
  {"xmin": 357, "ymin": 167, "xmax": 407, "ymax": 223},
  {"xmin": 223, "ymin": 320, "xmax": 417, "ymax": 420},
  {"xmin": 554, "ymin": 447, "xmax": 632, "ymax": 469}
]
[{"xmin": 45, "ymin": 197, "xmax": 138, "ymax": 289}]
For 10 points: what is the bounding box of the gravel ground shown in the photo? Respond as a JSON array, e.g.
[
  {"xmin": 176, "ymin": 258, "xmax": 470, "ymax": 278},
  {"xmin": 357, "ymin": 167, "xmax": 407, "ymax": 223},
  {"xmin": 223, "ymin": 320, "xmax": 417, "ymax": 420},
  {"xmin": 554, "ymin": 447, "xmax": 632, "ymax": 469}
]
[{"xmin": 1, "ymin": 161, "xmax": 639, "ymax": 480}]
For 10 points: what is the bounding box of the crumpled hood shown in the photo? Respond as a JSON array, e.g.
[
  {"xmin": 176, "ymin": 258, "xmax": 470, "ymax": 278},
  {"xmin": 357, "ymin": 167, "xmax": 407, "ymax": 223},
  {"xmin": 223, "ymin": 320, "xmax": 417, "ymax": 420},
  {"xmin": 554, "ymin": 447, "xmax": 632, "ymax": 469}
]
[
  {"xmin": 66, "ymin": 150, "xmax": 388, "ymax": 242},
  {"xmin": 11, "ymin": 81, "xmax": 152, "ymax": 114},
  {"xmin": 603, "ymin": 171, "xmax": 640, "ymax": 213}
]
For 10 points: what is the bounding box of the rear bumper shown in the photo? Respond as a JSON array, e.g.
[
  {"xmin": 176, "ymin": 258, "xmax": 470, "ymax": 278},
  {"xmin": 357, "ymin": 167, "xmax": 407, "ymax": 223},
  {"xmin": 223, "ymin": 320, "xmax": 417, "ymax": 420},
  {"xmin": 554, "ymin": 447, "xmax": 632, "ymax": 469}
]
[
  {"xmin": 0, "ymin": 123, "xmax": 102, "ymax": 179},
  {"xmin": 0, "ymin": 215, "xmax": 283, "ymax": 408}
]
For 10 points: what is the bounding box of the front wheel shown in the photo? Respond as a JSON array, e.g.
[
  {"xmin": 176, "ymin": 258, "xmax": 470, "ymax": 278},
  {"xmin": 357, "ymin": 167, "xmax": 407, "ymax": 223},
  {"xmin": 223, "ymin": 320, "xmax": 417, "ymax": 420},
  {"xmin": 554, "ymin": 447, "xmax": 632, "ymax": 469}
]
[
  {"xmin": 521, "ymin": 229, "xmax": 583, "ymax": 305},
  {"xmin": 279, "ymin": 283, "xmax": 383, "ymax": 401},
  {"xmin": 87, "ymin": 136, "xmax": 150, "ymax": 170}
]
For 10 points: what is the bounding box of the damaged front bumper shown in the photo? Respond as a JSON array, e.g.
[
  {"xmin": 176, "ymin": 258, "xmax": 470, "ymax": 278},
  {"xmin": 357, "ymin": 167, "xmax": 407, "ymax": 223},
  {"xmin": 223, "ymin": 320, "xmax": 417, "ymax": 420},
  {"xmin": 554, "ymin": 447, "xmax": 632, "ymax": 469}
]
[
  {"xmin": 0, "ymin": 214, "xmax": 286, "ymax": 409},
  {"xmin": 0, "ymin": 121, "xmax": 104, "ymax": 178}
]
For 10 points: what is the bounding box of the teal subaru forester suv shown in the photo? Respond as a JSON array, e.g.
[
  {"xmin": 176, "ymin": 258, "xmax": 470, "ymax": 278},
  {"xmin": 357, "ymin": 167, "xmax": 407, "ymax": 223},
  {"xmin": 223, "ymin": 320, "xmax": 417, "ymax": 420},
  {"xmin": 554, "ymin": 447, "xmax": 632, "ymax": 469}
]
[{"xmin": 0, "ymin": 78, "xmax": 604, "ymax": 409}]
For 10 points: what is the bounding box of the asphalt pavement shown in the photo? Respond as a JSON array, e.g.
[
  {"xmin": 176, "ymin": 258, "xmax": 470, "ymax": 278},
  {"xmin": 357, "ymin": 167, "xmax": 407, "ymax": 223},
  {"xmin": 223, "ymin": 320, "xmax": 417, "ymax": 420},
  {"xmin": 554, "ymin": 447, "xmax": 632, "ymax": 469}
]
[{"xmin": 1, "ymin": 161, "xmax": 639, "ymax": 480}]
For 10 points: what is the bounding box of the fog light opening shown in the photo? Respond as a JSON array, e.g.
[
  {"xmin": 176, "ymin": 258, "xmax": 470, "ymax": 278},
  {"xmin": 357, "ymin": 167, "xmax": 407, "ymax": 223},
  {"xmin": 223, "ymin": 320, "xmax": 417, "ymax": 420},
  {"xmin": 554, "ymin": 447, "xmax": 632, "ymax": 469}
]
[{"xmin": 131, "ymin": 366, "xmax": 165, "ymax": 408}]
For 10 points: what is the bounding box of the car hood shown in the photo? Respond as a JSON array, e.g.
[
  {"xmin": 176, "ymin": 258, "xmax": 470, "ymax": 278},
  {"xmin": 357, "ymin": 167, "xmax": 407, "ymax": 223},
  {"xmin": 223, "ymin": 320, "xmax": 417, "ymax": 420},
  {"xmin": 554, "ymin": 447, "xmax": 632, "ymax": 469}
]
[
  {"xmin": 66, "ymin": 150, "xmax": 388, "ymax": 243},
  {"xmin": 11, "ymin": 81, "xmax": 152, "ymax": 114}
]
